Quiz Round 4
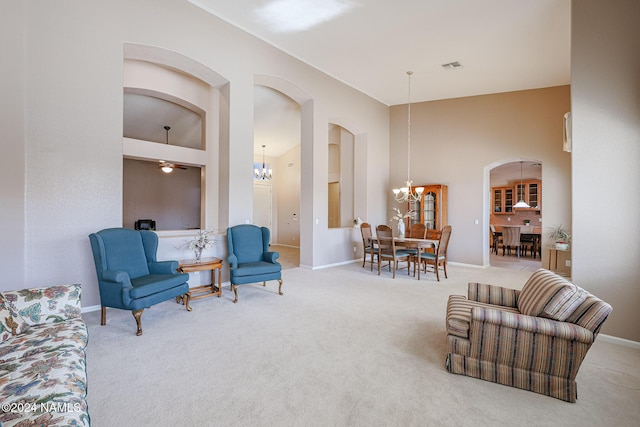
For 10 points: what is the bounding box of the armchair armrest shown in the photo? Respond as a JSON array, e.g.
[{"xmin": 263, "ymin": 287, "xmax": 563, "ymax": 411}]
[
  {"xmin": 227, "ymin": 254, "xmax": 238, "ymax": 269},
  {"xmin": 263, "ymin": 251, "xmax": 280, "ymax": 263},
  {"xmin": 467, "ymin": 282, "xmax": 519, "ymax": 308},
  {"xmin": 472, "ymin": 307, "xmax": 594, "ymax": 344},
  {"xmin": 102, "ymin": 270, "xmax": 132, "ymax": 286},
  {"xmin": 149, "ymin": 260, "xmax": 179, "ymax": 274}
]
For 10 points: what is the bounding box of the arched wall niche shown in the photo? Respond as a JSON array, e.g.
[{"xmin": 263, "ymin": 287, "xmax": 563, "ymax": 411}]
[
  {"xmin": 122, "ymin": 43, "xmax": 230, "ymax": 233},
  {"xmin": 328, "ymin": 117, "xmax": 368, "ymax": 226}
]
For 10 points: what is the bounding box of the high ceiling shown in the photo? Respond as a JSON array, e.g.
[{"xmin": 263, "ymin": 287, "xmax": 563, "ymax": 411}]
[{"xmin": 189, "ymin": 0, "xmax": 571, "ymax": 106}]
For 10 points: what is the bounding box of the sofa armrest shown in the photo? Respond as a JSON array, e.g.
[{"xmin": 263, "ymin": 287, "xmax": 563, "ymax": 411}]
[
  {"xmin": 468, "ymin": 282, "xmax": 519, "ymax": 308},
  {"xmin": 2, "ymin": 284, "xmax": 83, "ymax": 326},
  {"xmin": 471, "ymin": 307, "xmax": 594, "ymax": 344},
  {"xmin": 263, "ymin": 251, "xmax": 280, "ymax": 263},
  {"xmin": 149, "ymin": 260, "xmax": 179, "ymax": 274}
]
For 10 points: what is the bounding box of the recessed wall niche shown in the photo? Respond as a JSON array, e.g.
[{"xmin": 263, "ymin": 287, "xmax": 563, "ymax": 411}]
[
  {"xmin": 123, "ymin": 159, "xmax": 201, "ymax": 231},
  {"xmin": 123, "ymin": 92, "xmax": 204, "ymax": 149}
]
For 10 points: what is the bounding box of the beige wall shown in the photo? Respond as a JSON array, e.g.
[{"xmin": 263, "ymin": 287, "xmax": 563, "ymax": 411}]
[
  {"xmin": 571, "ymin": 0, "xmax": 640, "ymax": 341},
  {"xmin": 2, "ymin": 0, "xmax": 390, "ymax": 305},
  {"xmin": 390, "ymin": 86, "xmax": 572, "ymax": 267},
  {"xmin": 0, "ymin": 2, "xmax": 25, "ymax": 284}
]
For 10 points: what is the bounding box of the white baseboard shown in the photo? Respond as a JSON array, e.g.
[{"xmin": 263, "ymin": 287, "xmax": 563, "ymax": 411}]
[
  {"xmin": 597, "ymin": 333, "xmax": 640, "ymax": 349},
  {"xmin": 82, "ymin": 304, "xmax": 101, "ymax": 313}
]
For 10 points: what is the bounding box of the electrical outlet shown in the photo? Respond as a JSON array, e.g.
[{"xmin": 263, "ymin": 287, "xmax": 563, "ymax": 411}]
[
  {"xmin": 565, "ymin": 260, "xmax": 571, "ymax": 267},
  {"xmin": 353, "ymin": 246, "xmax": 357, "ymax": 252}
]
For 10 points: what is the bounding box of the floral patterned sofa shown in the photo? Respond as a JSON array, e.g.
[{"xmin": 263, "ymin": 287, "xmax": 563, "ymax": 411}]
[{"xmin": 0, "ymin": 284, "xmax": 89, "ymax": 426}]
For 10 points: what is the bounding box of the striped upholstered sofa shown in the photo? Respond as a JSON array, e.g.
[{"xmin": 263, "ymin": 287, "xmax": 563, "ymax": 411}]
[{"xmin": 445, "ymin": 269, "xmax": 612, "ymax": 402}]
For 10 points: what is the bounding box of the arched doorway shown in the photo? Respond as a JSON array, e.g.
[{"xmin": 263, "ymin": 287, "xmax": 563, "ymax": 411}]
[{"xmin": 486, "ymin": 159, "xmax": 543, "ymax": 271}]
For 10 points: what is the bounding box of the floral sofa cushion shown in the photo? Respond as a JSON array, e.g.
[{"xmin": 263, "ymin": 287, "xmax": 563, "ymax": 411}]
[
  {"xmin": 0, "ymin": 285, "xmax": 89, "ymax": 427},
  {"xmin": 0, "ymin": 296, "xmax": 29, "ymax": 343},
  {"xmin": 2, "ymin": 285, "xmax": 82, "ymax": 327}
]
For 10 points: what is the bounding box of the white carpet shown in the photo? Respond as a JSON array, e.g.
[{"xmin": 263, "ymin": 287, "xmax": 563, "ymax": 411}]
[{"xmin": 84, "ymin": 263, "xmax": 640, "ymax": 426}]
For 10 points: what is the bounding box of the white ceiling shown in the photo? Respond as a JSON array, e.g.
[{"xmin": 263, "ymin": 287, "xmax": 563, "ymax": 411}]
[
  {"xmin": 189, "ymin": 0, "xmax": 571, "ymax": 106},
  {"xmin": 127, "ymin": 1, "xmax": 571, "ymax": 161}
]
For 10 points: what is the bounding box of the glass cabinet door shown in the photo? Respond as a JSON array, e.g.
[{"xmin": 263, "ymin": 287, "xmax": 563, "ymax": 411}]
[
  {"xmin": 528, "ymin": 183, "xmax": 539, "ymax": 208},
  {"xmin": 504, "ymin": 188, "xmax": 513, "ymax": 213},
  {"xmin": 493, "ymin": 189, "xmax": 502, "ymax": 213},
  {"xmin": 423, "ymin": 192, "xmax": 437, "ymax": 229}
]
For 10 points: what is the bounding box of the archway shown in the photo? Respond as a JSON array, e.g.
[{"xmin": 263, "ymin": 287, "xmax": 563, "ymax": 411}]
[
  {"xmin": 484, "ymin": 158, "xmax": 543, "ymax": 270},
  {"xmin": 254, "ymin": 75, "xmax": 313, "ymax": 267}
]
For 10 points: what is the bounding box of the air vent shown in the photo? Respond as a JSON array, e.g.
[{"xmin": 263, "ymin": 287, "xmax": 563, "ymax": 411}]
[{"xmin": 441, "ymin": 61, "xmax": 462, "ymax": 69}]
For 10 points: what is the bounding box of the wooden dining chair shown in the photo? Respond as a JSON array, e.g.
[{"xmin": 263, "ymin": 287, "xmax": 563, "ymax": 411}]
[
  {"xmin": 376, "ymin": 225, "xmax": 411, "ymax": 278},
  {"xmin": 360, "ymin": 222, "xmax": 377, "ymax": 270},
  {"xmin": 404, "ymin": 223, "xmax": 426, "ymax": 264},
  {"xmin": 418, "ymin": 225, "xmax": 452, "ymax": 281},
  {"xmin": 490, "ymin": 224, "xmax": 501, "ymax": 255}
]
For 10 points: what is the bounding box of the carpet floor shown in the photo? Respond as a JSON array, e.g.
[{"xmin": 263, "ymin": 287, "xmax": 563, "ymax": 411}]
[{"xmin": 83, "ymin": 262, "xmax": 640, "ymax": 426}]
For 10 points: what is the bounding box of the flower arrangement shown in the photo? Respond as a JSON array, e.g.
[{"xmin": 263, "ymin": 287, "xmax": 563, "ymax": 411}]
[
  {"xmin": 390, "ymin": 207, "xmax": 414, "ymax": 237},
  {"xmin": 390, "ymin": 207, "xmax": 414, "ymax": 223},
  {"xmin": 185, "ymin": 228, "xmax": 217, "ymax": 261}
]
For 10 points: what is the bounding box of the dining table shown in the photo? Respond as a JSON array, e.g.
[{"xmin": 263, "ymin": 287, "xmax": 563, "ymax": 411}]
[
  {"xmin": 493, "ymin": 225, "xmax": 542, "ymax": 258},
  {"xmin": 376, "ymin": 236, "xmax": 439, "ymax": 280}
]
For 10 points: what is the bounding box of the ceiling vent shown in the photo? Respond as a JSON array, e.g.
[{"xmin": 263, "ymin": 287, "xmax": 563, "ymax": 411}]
[{"xmin": 441, "ymin": 61, "xmax": 462, "ymax": 69}]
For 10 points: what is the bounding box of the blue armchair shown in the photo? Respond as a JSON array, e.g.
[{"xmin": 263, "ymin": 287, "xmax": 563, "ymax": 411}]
[
  {"xmin": 89, "ymin": 228, "xmax": 191, "ymax": 335},
  {"xmin": 226, "ymin": 224, "xmax": 283, "ymax": 303}
]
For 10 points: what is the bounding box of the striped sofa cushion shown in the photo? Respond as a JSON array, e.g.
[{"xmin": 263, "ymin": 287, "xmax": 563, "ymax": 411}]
[
  {"xmin": 565, "ymin": 291, "xmax": 613, "ymax": 333},
  {"xmin": 517, "ymin": 269, "xmax": 584, "ymax": 320}
]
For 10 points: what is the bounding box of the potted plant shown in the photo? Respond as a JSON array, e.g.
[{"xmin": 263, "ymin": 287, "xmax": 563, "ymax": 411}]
[
  {"xmin": 523, "ymin": 219, "xmax": 531, "ymax": 226},
  {"xmin": 548, "ymin": 224, "xmax": 571, "ymax": 250}
]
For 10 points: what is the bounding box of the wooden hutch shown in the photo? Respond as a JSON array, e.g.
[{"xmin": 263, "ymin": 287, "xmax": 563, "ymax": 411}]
[{"xmin": 406, "ymin": 184, "xmax": 448, "ymax": 239}]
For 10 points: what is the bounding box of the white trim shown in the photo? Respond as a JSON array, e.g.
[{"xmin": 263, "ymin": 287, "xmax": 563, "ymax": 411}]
[
  {"xmin": 309, "ymin": 259, "xmax": 358, "ymax": 270},
  {"xmin": 597, "ymin": 333, "xmax": 640, "ymax": 349},
  {"xmin": 82, "ymin": 304, "xmax": 101, "ymax": 313}
]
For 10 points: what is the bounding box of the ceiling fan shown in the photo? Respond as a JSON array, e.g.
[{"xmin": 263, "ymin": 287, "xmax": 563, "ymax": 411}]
[
  {"xmin": 158, "ymin": 161, "xmax": 187, "ymax": 173},
  {"xmin": 158, "ymin": 126, "xmax": 188, "ymax": 173}
]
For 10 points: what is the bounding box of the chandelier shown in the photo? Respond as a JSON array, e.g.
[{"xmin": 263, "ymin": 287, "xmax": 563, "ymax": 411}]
[
  {"xmin": 392, "ymin": 71, "xmax": 424, "ymax": 202},
  {"xmin": 254, "ymin": 145, "xmax": 273, "ymax": 180}
]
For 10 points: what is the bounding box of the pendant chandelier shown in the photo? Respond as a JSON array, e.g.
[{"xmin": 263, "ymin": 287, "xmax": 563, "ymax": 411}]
[
  {"xmin": 254, "ymin": 145, "xmax": 273, "ymax": 181},
  {"xmin": 513, "ymin": 161, "xmax": 531, "ymax": 208},
  {"xmin": 392, "ymin": 71, "xmax": 424, "ymax": 203}
]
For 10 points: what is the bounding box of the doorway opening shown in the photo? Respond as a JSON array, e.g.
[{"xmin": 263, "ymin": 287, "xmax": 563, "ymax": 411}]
[{"xmin": 488, "ymin": 160, "xmax": 542, "ymax": 272}]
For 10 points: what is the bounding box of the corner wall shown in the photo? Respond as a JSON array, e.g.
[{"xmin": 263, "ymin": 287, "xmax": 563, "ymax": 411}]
[{"xmin": 571, "ymin": 0, "xmax": 640, "ymax": 341}]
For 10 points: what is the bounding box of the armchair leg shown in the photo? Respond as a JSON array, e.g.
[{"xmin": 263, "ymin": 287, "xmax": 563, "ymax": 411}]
[
  {"xmin": 278, "ymin": 279, "xmax": 283, "ymax": 296},
  {"xmin": 183, "ymin": 292, "xmax": 192, "ymax": 311},
  {"xmin": 232, "ymin": 285, "xmax": 239, "ymax": 303},
  {"xmin": 101, "ymin": 306, "xmax": 106, "ymax": 326},
  {"xmin": 132, "ymin": 309, "xmax": 144, "ymax": 336}
]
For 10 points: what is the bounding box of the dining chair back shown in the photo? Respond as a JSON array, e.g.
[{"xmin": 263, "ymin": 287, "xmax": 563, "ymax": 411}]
[
  {"xmin": 408, "ymin": 223, "xmax": 426, "ymax": 239},
  {"xmin": 418, "ymin": 225, "xmax": 452, "ymax": 281},
  {"xmin": 375, "ymin": 225, "xmax": 411, "ymax": 278},
  {"xmin": 502, "ymin": 226, "xmax": 521, "ymax": 257},
  {"xmin": 360, "ymin": 223, "xmax": 377, "ymax": 270},
  {"xmin": 490, "ymin": 224, "xmax": 501, "ymax": 254}
]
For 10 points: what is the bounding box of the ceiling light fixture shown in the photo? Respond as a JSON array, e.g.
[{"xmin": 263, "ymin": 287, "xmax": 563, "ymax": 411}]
[
  {"xmin": 392, "ymin": 71, "xmax": 424, "ymax": 203},
  {"xmin": 513, "ymin": 161, "xmax": 531, "ymax": 208},
  {"xmin": 254, "ymin": 145, "xmax": 273, "ymax": 180}
]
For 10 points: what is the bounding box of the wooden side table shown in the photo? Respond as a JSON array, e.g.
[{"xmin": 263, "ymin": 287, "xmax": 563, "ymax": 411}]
[{"xmin": 178, "ymin": 257, "xmax": 223, "ymax": 301}]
